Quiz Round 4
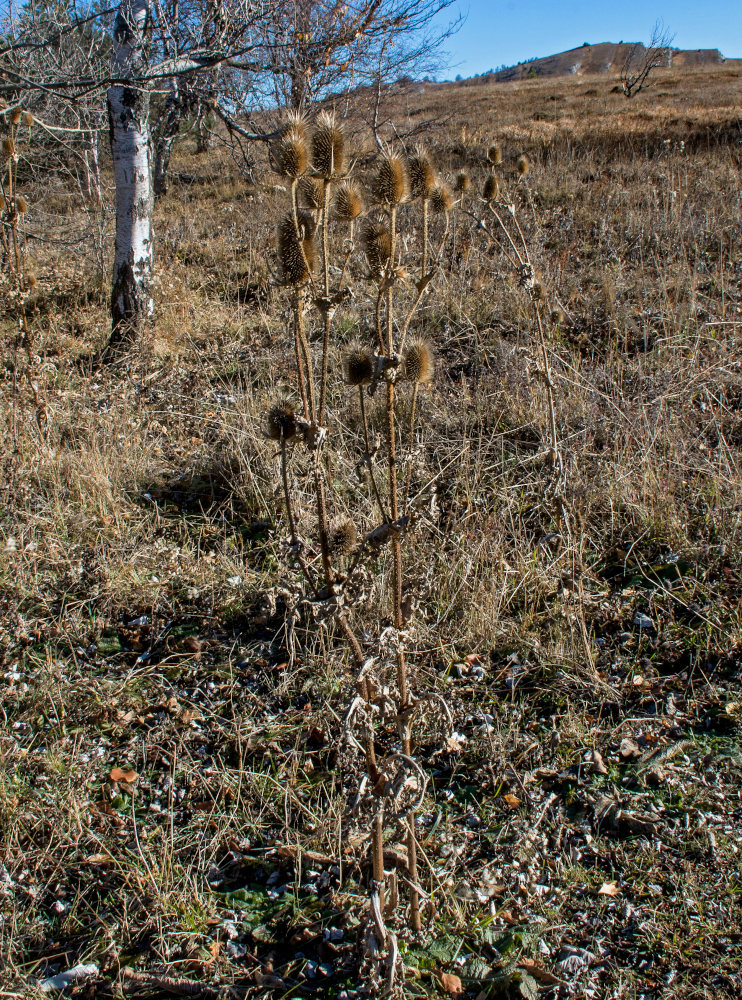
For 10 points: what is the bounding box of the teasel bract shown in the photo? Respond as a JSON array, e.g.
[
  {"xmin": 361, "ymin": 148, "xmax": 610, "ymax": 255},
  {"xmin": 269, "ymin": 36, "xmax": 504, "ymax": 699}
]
[
  {"xmin": 362, "ymin": 217, "xmax": 392, "ymax": 280},
  {"xmin": 334, "ymin": 181, "xmax": 364, "ymax": 222},
  {"xmin": 408, "ymin": 148, "xmax": 436, "ymax": 201},
  {"xmin": 373, "ymin": 153, "xmax": 408, "ymax": 206},
  {"xmin": 402, "ymin": 338, "xmax": 434, "ymax": 383},
  {"xmin": 277, "ymin": 211, "xmax": 316, "ymax": 285},
  {"xmin": 312, "ymin": 112, "xmax": 345, "ymax": 179}
]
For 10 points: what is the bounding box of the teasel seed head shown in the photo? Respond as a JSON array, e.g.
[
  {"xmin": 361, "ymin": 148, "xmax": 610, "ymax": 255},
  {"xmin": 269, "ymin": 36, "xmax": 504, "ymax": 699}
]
[
  {"xmin": 532, "ymin": 280, "xmax": 545, "ymax": 302},
  {"xmin": 271, "ymin": 118, "xmax": 308, "ymax": 178},
  {"xmin": 16, "ymin": 195, "xmax": 27, "ymax": 214},
  {"xmin": 265, "ymin": 398, "xmax": 299, "ymax": 441},
  {"xmin": 299, "ymin": 176, "xmax": 323, "ymax": 210},
  {"xmin": 488, "ymin": 143, "xmax": 503, "ymax": 165},
  {"xmin": 329, "ymin": 518, "xmax": 358, "ymax": 556},
  {"xmin": 402, "ymin": 338, "xmax": 434, "ymax": 383},
  {"xmin": 430, "ymin": 184, "xmax": 453, "ymax": 214},
  {"xmin": 343, "ymin": 343, "xmax": 375, "ymax": 386},
  {"xmin": 516, "ymin": 153, "xmax": 530, "ymax": 175},
  {"xmin": 454, "ymin": 171, "xmax": 471, "ymax": 193},
  {"xmin": 26, "ymin": 272, "xmax": 37, "ymax": 289},
  {"xmin": 10, "ymin": 107, "xmax": 22, "ymax": 125},
  {"xmin": 23, "ymin": 111, "xmax": 34, "ymax": 127},
  {"xmin": 311, "ymin": 111, "xmax": 345, "ymax": 178},
  {"xmin": 334, "ymin": 181, "xmax": 364, "ymax": 222},
  {"xmin": 373, "ymin": 153, "xmax": 408, "ymax": 205},
  {"xmin": 277, "ymin": 211, "xmax": 316, "ymax": 285},
  {"xmin": 361, "ymin": 217, "xmax": 392, "ymax": 280},
  {"xmin": 3, "ymin": 137, "xmax": 15, "ymax": 158},
  {"xmin": 483, "ymin": 174, "xmax": 500, "ymax": 201},
  {"xmin": 408, "ymin": 147, "xmax": 436, "ymax": 200}
]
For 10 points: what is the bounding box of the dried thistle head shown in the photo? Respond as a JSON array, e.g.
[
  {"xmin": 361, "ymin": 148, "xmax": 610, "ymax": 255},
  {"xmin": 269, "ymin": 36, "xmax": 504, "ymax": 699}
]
[
  {"xmin": 373, "ymin": 153, "xmax": 408, "ymax": 206},
  {"xmin": 277, "ymin": 211, "xmax": 315, "ymax": 285},
  {"xmin": 516, "ymin": 153, "xmax": 530, "ymax": 175},
  {"xmin": 2, "ymin": 137, "xmax": 15, "ymax": 158},
  {"xmin": 430, "ymin": 184, "xmax": 453, "ymax": 214},
  {"xmin": 408, "ymin": 148, "xmax": 436, "ymax": 200},
  {"xmin": 271, "ymin": 116, "xmax": 309, "ymax": 179},
  {"xmin": 343, "ymin": 343, "xmax": 375, "ymax": 386},
  {"xmin": 488, "ymin": 144, "xmax": 503, "ymax": 165},
  {"xmin": 265, "ymin": 398, "xmax": 298, "ymax": 441},
  {"xmin": 311, "ymin": 111, "xmax": 345, "ymax": 178},
  {"xmin": 361, "ymin": 217, "xmax": 392, "ymax": 280},
  {"xmin": 23, "ymin": 111, "xmax": 34, "ymax": 127},
  {"xmin": 402, "ymin": 338, "xmax": 434, "ymax": 383},
  {"xmin": 16, "ymin": 195, "xmax": 27, "ymax": 214},
  {"xmin": 299, "ymin": 176, "xmax": 323, "ymax": 210},
  {"xmin": 483, "ymin": 174, "xmax": 500, "ymax": 202},
  {"xmin": 10, "ymin": 107, "xmax": 22, "ymax": 125},
  {"xmin": 454, "ymin": 171, "xmax": 471, "ymax": 193},
  {"xmin": 26, "ymin": 272, "xmax": 37, "ymax": 289},
  {"xmin": 329, "ymin": 518, "xmax": 358, "ymax": 555},
  {"xmin": 335, "ymin": 181, "xmax": 364, "ymax": 222}
]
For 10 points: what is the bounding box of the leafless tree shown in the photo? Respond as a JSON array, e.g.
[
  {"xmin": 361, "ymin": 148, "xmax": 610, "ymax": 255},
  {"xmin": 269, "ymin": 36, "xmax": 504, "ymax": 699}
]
[{"xmin": 620, "ymin": 21, "xmax": 675, "ymax": 98}]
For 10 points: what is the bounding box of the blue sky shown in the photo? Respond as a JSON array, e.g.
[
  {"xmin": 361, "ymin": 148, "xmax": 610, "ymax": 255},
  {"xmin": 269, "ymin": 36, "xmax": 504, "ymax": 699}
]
[{"xmin": 435, "ymin": 0, "xmax": 741, "ymax": 78}]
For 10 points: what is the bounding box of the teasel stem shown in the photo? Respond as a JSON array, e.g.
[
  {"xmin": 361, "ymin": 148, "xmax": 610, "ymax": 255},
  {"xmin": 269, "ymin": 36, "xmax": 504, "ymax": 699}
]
[
  {"xmin": 337, "ymin": 220, "xmax": 355, "ymax": 290},
  {"xmin": 421, "ymin": 196, "xmax": 429, "ymax": 278},
  {"xmin": 383, "ymin": 206, "xmax": 411, "ymax": 757},
  {"xmin": 318, "ymin": 178, "xmax": 331, "ymax": 424},
  {"xmin": 372, "ymin": 806, "xmax": 386, "ymax": 916},
  {"xmin": 280, "ymin": 437, "xmax": 319, "ymax": 595},
  {"xmin": 534, "ymin": 300, "xmax": 559, "ymax": 463},
  {"xmin": 292, "ymin": 289, "xmax": 311, "ymax": 420},
  {"xmin": 403, "ymin": 382, "xmax": 419, "ymax": 505},
  {"xmin": 407, "ymin": 810, "xmax": 421, "ymax": 932},
  {"xmin": 290, "ymin": 177, "xmax": 318, "ymax": 300},
  {"xmin": 359, "ymin": 385, "xmax": 388, "ymax": 522}
]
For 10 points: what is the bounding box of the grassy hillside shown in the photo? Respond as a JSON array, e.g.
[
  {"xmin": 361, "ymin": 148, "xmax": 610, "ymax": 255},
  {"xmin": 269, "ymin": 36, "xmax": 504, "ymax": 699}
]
[{"xmin": 1, "ymin": 63, "xmax": 741, "ymax": 998}]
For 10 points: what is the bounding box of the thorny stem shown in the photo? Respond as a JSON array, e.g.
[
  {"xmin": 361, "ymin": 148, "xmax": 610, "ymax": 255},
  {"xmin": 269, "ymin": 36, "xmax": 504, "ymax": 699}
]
[
  {"xmin": 359, "ymin": 385, "xmax": 388, "ymax": 521},
  {"xmin": 407, "ymin": 810, "xmax": 421, "ymax": 932},
  {"xmin": 372, "ymin": 807, "xmax": 386, "ymax": 916},
  {"xmin": 422, "ymin": 197, "xmax": 429, "ymax": 277},
  {"xmin": 319, "ymin": 178, "xmax": 331, "ymax": 424},
  {"xmin": 403, "ymin": 382, "xmax": 419, "ymax": 504}
]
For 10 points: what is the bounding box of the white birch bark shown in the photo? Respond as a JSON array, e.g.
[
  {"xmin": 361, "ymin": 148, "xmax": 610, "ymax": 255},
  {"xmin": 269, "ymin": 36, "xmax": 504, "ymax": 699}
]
[{"xmin": 106, "ymin": 0, "xmax": 153, "ymax": 353}]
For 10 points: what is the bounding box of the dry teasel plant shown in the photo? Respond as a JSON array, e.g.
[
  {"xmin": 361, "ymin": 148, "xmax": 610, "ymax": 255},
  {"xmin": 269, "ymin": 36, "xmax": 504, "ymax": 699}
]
[{"xmin": 263, "ymin": 114, "xmax": 459, "ymax": 961}]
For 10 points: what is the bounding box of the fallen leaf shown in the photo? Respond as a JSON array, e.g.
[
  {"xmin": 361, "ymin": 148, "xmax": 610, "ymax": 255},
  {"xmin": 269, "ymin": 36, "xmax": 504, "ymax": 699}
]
[
  {"xmin": 598, "ymin": 881, "xmax": 621, "ymax": 896},
  {"xmin": 109, "ymin": 767, "xmax": 138, "ymax": 784},
  {"xmin": 503, "ymin": 793, "xmax": 521, "ymax": 808},
  {"xmin": 619, "ymin": 738, "xmax": 641, "ymax": 760},
  {"xmin": 440, "ymin": 972, "xmax": 463, "ymax": 996},
  {"xmin": 519, "ymin": 958, "xmax": 565, "ymax": 985}
]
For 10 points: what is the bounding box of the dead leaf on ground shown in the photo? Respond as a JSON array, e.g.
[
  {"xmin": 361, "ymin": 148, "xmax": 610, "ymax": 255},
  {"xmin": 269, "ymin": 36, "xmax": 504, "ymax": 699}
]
[
  {"xmin": 598, "ymin": 881, "xmax": 621, "ymax": 896},
  {"xmin": 440, "ymin": 972, "xmax": 463, "ymax": 996},
  {"xmin": 503, "ymin": 793, "xmax": 521, "ymax": 808},
  {"xmin": 109, "ymin": 767, "xmax": 138, "ymax": 784}
]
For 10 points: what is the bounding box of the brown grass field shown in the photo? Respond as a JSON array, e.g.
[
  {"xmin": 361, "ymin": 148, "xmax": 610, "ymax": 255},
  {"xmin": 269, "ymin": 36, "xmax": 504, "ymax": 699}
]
[{"xmin": 1, "ymin": 61, "xmax": 742, "ymax": 998}]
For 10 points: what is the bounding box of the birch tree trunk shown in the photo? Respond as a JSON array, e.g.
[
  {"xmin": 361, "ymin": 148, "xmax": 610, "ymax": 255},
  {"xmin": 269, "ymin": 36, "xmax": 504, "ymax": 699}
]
[{"xmin": 105, "ymin": 0, "xmax": 153, "ymax": 357}]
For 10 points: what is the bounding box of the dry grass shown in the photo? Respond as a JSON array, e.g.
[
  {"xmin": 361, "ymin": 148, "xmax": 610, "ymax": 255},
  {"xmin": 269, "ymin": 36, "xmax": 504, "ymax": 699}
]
[{"xmin": 1, "ymin": 63, "xmax": 741, "ymax": 998}]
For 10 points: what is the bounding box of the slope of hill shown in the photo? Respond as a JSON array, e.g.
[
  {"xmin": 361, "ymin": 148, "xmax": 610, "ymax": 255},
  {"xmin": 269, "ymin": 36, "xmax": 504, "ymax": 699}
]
[{"xmin": 475, "ymin": 41, "xmax": 724, "ymax": 83}]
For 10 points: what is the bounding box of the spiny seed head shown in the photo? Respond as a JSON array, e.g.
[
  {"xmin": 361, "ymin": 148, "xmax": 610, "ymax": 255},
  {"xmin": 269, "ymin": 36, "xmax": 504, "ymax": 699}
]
[
  {"xmin": 403, "ymin": 338, "xmax": 434, "ymax": 384},
  {"xmin": 373, "ymin": 154, "xmax": 408, "ymax": 205},
  {"xmin": 532, "ymin": 280, "xmax": 545, "ymax": 301},
  {"xmin": 311, "ymin": 112, "xmax": 344, "ymax": 178},
  {"xmin": 335, "ymin": 181, "xmax": 364, "ymax": 222},
  {"xmin": 23, "ymin": 111, "xmax": 34, "ymax": 127},
  {"xmin": 483, "ymin": 174, "xmax": 500, "ymax": 201},
  {"xmin": 299, "ymin": 176, "xmax": 323, "ymax": 210},
  {"xmin": 277, "ymin": 211, "xmax": 315, "ymax": 285},
  {"xmin": 362, "ymin": 218, "xmax": 392, "ymax": 279},
  {"xmin": 454, "ymin": 171, "xmax": 471, "ymax": 193},
  {"xmin": 408, "ymin": 148, "xmax": 436, "ymax": 200},
  {"xmin": 10, "ymin": 107, "xmax": 22, "ymax": 125},
  {"xmin": 16, "ymin": 195, "xmax": 27, "ymax": 214},
  {"xmin": 329, "ymin": 518, "xmax": 357, "ymax": 555},
  {"xmin": 26, "ymin": 272, "xmax": 37, "ymax": 289},
  {"xmin": 265, "ymin": 399, "xmax": 299, "ymax": 441},
  {"xmin": 430, "ymin": 184, "xmax": 453, "ymax": 214},
  {"xmin": 488, "ymin": 144, "xmax": 503, "ymax": 165},
  {"xmin": 3, "ymin": 137, "xmax": 15, "ymax": 158},
  {"xmin": 343, "ymin": 343, "xmax": 375, "ymax": 386},
  {"xmin": 516, "ymin": 153, "xmax": 530, "ymax": 175},
  {"xmin": 271, "ymin": 120, "xmax": 308, "ymax": 178}
]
